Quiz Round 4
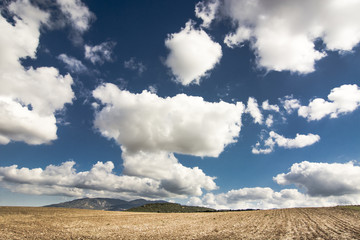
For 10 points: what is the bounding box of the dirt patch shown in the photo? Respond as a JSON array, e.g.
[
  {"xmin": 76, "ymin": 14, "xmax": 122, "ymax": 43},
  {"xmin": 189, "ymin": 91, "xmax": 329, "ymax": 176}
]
[{"xmin": 1, "ymin": 206, "xmax": 360, "ymax": 239}]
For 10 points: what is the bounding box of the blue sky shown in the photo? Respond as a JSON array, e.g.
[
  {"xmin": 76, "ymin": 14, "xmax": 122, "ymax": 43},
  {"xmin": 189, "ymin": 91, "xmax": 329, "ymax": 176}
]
[{"xmin": 0, "ymin": 0, "xmax": 360, "ymax": 209}]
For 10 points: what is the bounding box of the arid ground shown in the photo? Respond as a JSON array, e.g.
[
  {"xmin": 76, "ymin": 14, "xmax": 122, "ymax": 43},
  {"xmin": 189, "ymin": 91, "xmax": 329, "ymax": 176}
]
[{"xmin": 1, "ymin": 206, "xmax": 360, "ymax": 239}]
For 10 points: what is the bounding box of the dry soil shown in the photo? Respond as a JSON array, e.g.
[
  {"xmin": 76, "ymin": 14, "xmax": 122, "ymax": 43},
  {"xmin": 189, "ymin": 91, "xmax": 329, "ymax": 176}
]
[{"xmin": 1, "ymin": 206, "xmax": 360, "ymax": 239}]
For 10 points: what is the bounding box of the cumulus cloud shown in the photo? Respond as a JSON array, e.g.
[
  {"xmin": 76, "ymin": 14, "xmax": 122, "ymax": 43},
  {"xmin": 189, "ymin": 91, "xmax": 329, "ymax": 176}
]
[
  {"xmin": 274, "ymin": 161, "xmax": 360, "ymax": 197},
  {"xmin": 0, "ymin": 161, "xmax": 178, "ymax": 199},
  {"xmin": 281, "ymin": 96, "xmax": 301, "ymax": 114},
  {"xmin": 298, "ymin": 84, "xmax": 360, "ymax": 121},
  {"xmin": 124, "ymin": 57, "xmax": 147, "ymax": 75},
  {"xmin": 190, "ymin": 187, "xmax": 360, "ymax": 210},
  {"xmin": 55, "ymin": 0, "xmax": 95, "ymax": 44},
  {"xmin": 57, "ymin": 54, "xmax": 87, "ymax": 73},
  {"xmin": 165, "ymin": 20, "xmax": 222, "ymax": 85},
  {"xmin": 122, "ymin": 150, "xmax": 217, "ymax": 196},
  {"xmin": 0, "ymin": 153, "xmax": 217, "ymax": 199},
  {"xmin": 252, "ymin": 131, "xmax": 320, "ymax": 154},
  {"xmin": 262, "ymin": 100, "xmax": 279, "ymax": 112},
  {"xmin": 265, "ymin": 114, "xmax": 274, "ymax": 128},
  {"xmin": 0, "ymin": 0, "xmax": 74, "ymax": 145},
  {"xmin": 271, "ymin": 132, "xmax": 320, "ymax": 149},
  {"xmin": 188, "ymin": 188, "xmax": 302, "ymax": 210},
  {"xmin": 245, "ymin": 97, "xmax": 263, "ymax": 124},
  {"xmin": 85, "ymin": 41, "xmax": 116, "ymax": 65},
  {"xmin": 0, "ymin": 97, "xmax": 57, "ymax": 145},
  {"xmin": 195, "ymin": 0, "xmax": 220, "ymax": 28},
  {"xmin": 220, "ymin": 0, "xmax": 360, "ymax": 73},
  {"xmin": 92, "ymin": 83, "xmax": 243, "ymax": 197},
  {"xmin": 56, "ymin": 0, "xmax": 94, "ymax": 33},
  {"xmin": 189, "ymin": 161, "xmax": 360, "ymax": 210},
  {"xmin": 147, "ymin": 85, "xmax": 157, "ymax": 94},
  {"xmin": 93, "ymin": 83, "xmax": 244, "ymax": 157},
  {"xmin": 224, "ymin": 26, "xmax": 252, "ymax": 48}
]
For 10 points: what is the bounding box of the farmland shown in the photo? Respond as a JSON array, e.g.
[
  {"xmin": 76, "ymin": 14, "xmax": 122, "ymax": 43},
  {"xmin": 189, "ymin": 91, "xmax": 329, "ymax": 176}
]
[{"xmin": 1, "ymin": 206, "xmax": 360, "ymax": 239}]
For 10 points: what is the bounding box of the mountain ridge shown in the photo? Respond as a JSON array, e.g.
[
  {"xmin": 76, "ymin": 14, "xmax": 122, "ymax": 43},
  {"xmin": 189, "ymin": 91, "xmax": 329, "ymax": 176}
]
[{"xmin": 44, "ymin": 198, "xmax": 167, "ymax": 211}]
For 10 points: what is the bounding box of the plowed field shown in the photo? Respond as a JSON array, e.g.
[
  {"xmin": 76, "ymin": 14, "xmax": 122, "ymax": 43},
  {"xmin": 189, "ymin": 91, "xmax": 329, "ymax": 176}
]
[{"xmin": 1, "ymin": 206, "xmax": 360, "ymax": 239}]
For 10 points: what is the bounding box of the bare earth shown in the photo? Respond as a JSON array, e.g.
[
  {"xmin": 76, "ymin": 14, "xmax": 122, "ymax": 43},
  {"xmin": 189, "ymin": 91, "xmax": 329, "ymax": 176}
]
[{"xmin": 1, "ymin": 206, "xmax": 360, "ymax": 239}]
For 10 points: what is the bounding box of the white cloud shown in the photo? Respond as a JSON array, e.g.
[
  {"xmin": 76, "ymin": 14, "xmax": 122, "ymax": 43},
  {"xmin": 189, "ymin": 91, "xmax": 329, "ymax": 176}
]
[
  {"xmin": 245, "ymin": 97, "xmax": 263, "ymax": 124},
  {"xmin": 224, "ymin": 26, "xmax": 252, "ymax": 48},
  {"xmin": 122, "ymin": 150, "xmax": 217, "ymax": 196},
  {"xmin": 58, "ymin": 54, "xmax": 87, "ymax": 73},
  {"xmin": 0, "ymin": 153, "xmax": 217, "ymax": 199},
  {"xmin": 265, "ymin": 114, "xmax": 274, "ymax": 128},
  {"xmin": 56, "ymin": 0, "xmax": 94, "ymax": 33},
  {"xmin": 124, "ymin": 57, "xmax": 147, "ymax": 75},
  {"xmin": 274, "ymin": 161, "xmax": 360, "ymax": 197},
  {"xmin": 281, "ymin": 96, "xmax": 301, "ymax": 114},
  {"xmin": 188, "ymin": 188, "xmax": 302, "ymax": 210},
  {"xmin": 0, "ymin": 97, "xmax": 57, "ymax": 145},
  {"xmin": 147, "ymin": 85, "xmax": 157, "ymax": 94},
  {"xmin": 3, "ymin": 158, "xmax": 359, "ymax": 208},
  {"xmin": 165, "ymin": 20, "xmax": 222, "ymax": 85},
  {"xmin": 0, "ymin": 0, "xmax": 74, "ymax": 145},
  {"xmin": 251, "ymin": 136, "xmax": 275, "ymax": 155},
  {"xmin": 0, "ymin": 161, "xmax": 177, "ymax": 199},
  {"xmin": 252, "ymin": 131, "xmax": 320, "ymax": 154},
  {"xmin": 0, "ymin": 156, "xmax": 216, "ymax": 199},
  {"xmin": 271, "ymin": 131, "xmax": 320, "ymax": 149},
  {"xmin": 189, "ymin": 161, "xmax": 360, "ymax": 210},
  {"xmin": 262, "ymin": 100, "xmax": 279, "ymax": 112},
  {"xmin": 298, "ymin": 84, "xmax": 360, "ymax": 121},
  {"xmin": 93, "ymin": 83, "xmax": 244, "ymax": 157},
  {"xmin": 188, "ymin": 196, "xmax": 203, "ymax": 206},
  {"xmin": 92, "ymin": 83, "xmax": 243, "ymax": 198},
  {"xmin": 195, "ymin": 0, "xmax": 220, "ymax": 28},
  {"xmin": 193, "ymin": 187, "xmax": 360, "ymax": 210},
  {"xmin": 85, "ymin": 41, "xmax": 116, "ymax": 65},
  {"xmin": 221, "ymin": 0, "xmax": 360, "ymax": 73}
]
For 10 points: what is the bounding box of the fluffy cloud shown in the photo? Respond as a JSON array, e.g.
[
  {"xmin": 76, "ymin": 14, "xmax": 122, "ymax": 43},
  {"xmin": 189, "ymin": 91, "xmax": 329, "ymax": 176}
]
[
  {"xmin": 274, "ymin": 161, "xmax": 360, "ymax": 197},
  {"xmin": 298, "ymin": 84, "xmax": 360, "ymax": 121},
  {"xmin": 165, "ymin": 20, "xmax": 222, "ymax": 85},
  {"xmin": 189, "ymin": 161, "xmax": 360, "ymax": 210},
  {"xmin": 265, "ymin": 115, "xmax": 274, "ymax": 128},
  {"xmin": 56, "ymin": 0, "xmax": 94, "ymax": 33},
  {"xmin": 262, "ymin": 100, "xmax": 279, "ymax": 112},
  {"xmin": 93, "ymin": 83, "xmax": 243, "ymax": 197},
  {"xmin": 221, "ymin": 0, "xmax": 360, "ymax": 73},
  {"xmin": 124, "ymin": 57, "xmax": 147, "ymax": 75},
  {"xmin": 224, "ymin": 26, "xmax": 252, "ymax": 48},
  {"xmin": 0, "ymin": 0, "xmax": 74, "ymax": 145},
  {"xmin": 245, "ymin": 97, "xmax": 263, "ymax": 124},
  {"xmin": 252, "ymin": 131, "xmax": 320, "ymax": 154},
  {"xmin": 281, "ymin": 96, "xmax": 301, "ymax": 114},
  {"xmin": 271, "ymin": 131, "xmax": 320, "ymax": 149},
  {"xmin": 122, "ymin": 150, "xmax": 217, "ymax": 196},
  {"xmin": 195, "ymin": 0, "xmax": 220, "ymax": 28},
  {"xmin": 190, "ymin": 187, "xmax": 360, "ymax": 210},
  {"xmin": 0, "ymin": 153, "xmax": 217, "ymax": 199},
  {"xmin": 0, "ymin": 97, "xmax": 57, "ymax": 145},
  {"xmin": 85, "ymin": 41, "xmax": 116, "ymax": 65},
  {"xmin": 93, "ymin": 83, "xmax": 244, "ymax": 157},
  {"xmin": 58, "ymin": 54, "xmax": 87, "ymax": 73},
  {"xmin": 0, "ymin": 161, "xmax": 178, "ymax": 199}
]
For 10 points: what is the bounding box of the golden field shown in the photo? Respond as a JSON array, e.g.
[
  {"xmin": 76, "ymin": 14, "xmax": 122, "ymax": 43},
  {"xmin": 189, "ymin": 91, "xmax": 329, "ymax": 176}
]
[{"xmin": 1, "ymin": 206, "xmax": 360, "ymax": 239}]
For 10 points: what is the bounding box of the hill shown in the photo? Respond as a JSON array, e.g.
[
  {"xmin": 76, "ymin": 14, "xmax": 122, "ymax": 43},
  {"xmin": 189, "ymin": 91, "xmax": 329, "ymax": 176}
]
[
  {"xmin": 127, "ymin": 202, "xmax": 216, "ymax": 213},
  {"xmin": 44, "ymin": 198, "xmax": 167, "ymax": 211}
]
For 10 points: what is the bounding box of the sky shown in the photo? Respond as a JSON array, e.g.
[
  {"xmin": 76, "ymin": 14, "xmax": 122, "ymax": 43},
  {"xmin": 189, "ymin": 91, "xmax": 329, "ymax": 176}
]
[{"xmin": 0, "ymin": 0, "xmax": 360, "ymax": 210}]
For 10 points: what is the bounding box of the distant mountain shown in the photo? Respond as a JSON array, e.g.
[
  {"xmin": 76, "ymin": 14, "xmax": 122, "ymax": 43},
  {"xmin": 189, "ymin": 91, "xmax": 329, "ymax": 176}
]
[
  {"xmin": 127, "ymin": 202, "xmax": 216, "ymax": 213},
  {"xmin": 44, "ymin": 198, "xmax": 167, "ymax": 211}
]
